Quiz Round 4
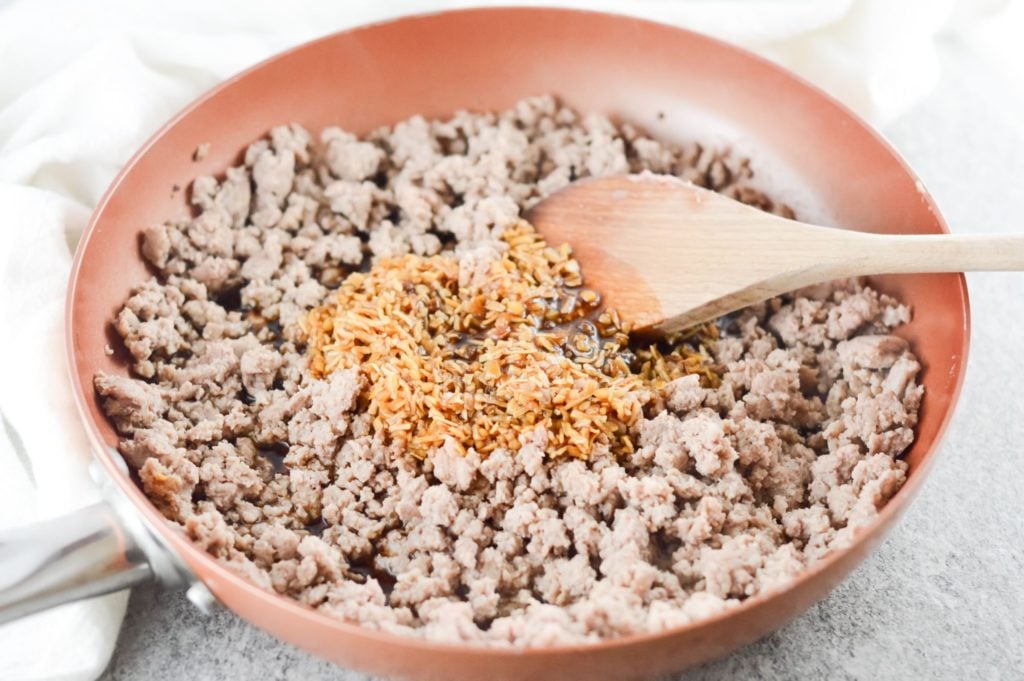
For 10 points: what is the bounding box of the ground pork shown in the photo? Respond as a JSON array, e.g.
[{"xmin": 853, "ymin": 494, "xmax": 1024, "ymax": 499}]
[{"xmin": 96, "ymin": 96, "xmax": 921, "ymax": 647}]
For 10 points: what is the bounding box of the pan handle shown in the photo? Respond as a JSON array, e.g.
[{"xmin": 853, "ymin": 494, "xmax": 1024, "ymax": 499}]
[{"xmin": 0, "ymin": 502, "xmax": 152, "ymax": 624}]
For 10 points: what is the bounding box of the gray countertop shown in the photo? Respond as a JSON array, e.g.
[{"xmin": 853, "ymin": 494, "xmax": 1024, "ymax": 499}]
[{"xmin": 100, "ymin": 37, "xmax": 1024, "ymax": 681}]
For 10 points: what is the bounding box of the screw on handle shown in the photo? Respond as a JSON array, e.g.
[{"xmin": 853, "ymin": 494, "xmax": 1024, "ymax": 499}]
[{"xmin": 0, "ymin": 502, "xmax": 152, "ymax": 624}]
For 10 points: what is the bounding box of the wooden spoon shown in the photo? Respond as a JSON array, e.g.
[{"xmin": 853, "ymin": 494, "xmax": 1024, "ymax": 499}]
[{"xmin": 527, "ymin": 173, "xmax": 1021, "ymax": 335}]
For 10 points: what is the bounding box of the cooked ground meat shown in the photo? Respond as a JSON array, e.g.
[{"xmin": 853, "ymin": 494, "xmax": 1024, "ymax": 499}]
[{"xmin": 96, "ymin": 96, "xmax": 921, "ymax": 646}]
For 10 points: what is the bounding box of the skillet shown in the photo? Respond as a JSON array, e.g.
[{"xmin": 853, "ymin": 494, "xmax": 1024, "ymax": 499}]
[{"xmin": 0, "ymin": 9, "xmax": 969, "ymax": 680}]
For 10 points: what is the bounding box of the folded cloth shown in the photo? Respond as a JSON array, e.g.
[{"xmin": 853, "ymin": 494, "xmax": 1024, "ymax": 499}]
[{"xmin": 0, "ymin": 0, "xmax": 1003, "ymax": 678}]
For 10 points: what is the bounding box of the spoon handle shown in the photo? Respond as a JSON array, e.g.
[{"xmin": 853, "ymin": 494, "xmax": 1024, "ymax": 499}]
[{"xmin": 840, "ymin": 232, "xmax": 1024, "ymax": 275}]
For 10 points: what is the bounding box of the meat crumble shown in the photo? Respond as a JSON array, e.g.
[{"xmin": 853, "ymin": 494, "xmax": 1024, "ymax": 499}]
[{"xmin": 95, "ymin": 96, "xmax": 922, "ymax": 646}]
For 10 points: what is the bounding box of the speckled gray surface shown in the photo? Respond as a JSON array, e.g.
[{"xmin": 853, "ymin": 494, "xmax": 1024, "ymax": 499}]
[{"xmin": 99, "ymin": 38, "xmax": 1024, "ymax": 681}]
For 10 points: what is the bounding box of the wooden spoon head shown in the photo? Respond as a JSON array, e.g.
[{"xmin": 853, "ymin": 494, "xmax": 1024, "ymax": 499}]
[{"xmin": 526, "ymin": 173, "xmax": 827, "ymax": 335}]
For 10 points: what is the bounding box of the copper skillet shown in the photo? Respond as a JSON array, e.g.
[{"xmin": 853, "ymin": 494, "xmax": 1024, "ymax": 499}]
[{"xmin": 0, "ymin": 8, "xmax": 969, "ymax": 681}]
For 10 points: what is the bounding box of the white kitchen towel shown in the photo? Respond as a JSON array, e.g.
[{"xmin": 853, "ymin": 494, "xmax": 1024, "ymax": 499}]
[{"xmin": 0, "ymin": 0, "xmax": 1010, "ymax": 679}]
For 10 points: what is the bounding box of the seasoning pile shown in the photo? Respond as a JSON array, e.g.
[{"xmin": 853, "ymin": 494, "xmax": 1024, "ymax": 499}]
[{"xmin": 305, "ymin": 220, "xmax": 716, "ymax": 461}]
